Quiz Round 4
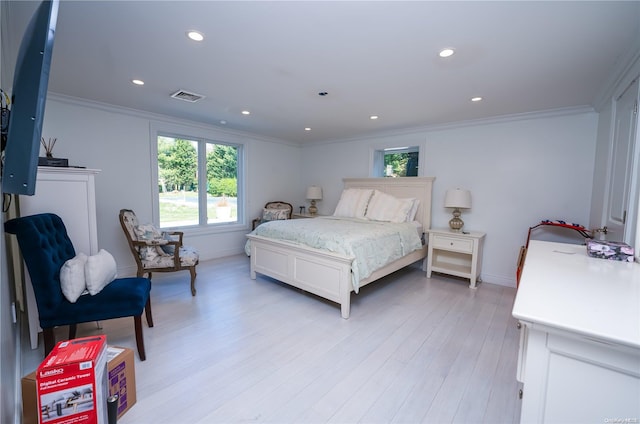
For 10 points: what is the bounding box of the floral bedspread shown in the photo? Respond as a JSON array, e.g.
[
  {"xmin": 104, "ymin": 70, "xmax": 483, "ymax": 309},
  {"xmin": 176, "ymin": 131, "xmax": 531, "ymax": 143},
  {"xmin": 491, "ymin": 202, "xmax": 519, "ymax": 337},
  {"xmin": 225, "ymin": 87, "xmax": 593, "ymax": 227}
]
[{"xmin": 245, "ymin": 216, "xmax": 422, "ymax": 292}]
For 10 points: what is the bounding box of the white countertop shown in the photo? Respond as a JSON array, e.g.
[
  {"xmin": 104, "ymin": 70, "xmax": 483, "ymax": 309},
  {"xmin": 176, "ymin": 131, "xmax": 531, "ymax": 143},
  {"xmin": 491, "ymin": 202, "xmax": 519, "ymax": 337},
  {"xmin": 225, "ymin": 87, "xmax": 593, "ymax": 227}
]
[{"xmin": 512, "ymin": 240, "xmax": 640, "ymax": 349}]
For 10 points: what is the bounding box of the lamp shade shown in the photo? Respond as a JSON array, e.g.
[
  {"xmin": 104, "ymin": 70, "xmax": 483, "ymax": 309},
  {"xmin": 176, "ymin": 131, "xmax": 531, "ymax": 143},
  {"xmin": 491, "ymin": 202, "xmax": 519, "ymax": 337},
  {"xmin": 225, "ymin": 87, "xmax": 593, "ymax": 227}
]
[
  {"xmin": 306, "ymin": 186, "xmax": 323, "ymax": 200},
  {"xmin": 444, "ymin": 188, "xmax": 471, "ymax": 209}
]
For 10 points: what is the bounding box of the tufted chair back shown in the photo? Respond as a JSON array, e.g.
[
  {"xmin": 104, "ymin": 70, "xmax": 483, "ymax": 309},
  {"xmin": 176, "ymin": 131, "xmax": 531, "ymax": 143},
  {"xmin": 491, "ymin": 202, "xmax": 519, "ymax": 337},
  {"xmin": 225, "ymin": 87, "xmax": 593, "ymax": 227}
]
[{"xmin": 4, "ymin": 213, "xmax": 75, "ymax": 321}]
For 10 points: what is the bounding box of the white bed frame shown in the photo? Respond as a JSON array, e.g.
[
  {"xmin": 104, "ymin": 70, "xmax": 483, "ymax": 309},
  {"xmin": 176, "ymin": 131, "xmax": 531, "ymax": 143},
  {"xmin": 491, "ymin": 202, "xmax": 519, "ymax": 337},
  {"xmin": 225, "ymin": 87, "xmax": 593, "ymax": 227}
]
[{"xmin": 248, "ymin": 177, "xmax": 435, "ymax": 318}]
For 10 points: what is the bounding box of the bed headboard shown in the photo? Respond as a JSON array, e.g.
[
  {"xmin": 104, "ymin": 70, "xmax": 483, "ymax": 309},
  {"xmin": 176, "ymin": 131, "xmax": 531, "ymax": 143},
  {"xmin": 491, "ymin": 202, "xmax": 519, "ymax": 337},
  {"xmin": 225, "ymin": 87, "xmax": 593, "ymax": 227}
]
[{"xmin": 343, "ymin": 177, "xmax": 435, "ymax": 229}]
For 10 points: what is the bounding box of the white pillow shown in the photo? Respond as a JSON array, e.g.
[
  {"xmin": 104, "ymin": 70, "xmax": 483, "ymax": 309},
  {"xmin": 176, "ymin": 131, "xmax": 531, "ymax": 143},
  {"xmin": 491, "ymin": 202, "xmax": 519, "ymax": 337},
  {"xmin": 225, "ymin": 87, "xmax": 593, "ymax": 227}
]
[
  {"xmin": 333, "ymin": 189, "xmax": 373, "ymax": 219},
  {"xmin": 365, "ymin": 190, "xmax": 414, "ymax": 223},
  {"xmin": 60, "ymin": 253, "xmax": 88, "ymax": 303},
  {"xmin": 85, "ymin": 249, "xmax": 117, "ymax": 296},
  {"xmin": 404, "ymin": 198, "xmax": 420, "ymax": 222}
]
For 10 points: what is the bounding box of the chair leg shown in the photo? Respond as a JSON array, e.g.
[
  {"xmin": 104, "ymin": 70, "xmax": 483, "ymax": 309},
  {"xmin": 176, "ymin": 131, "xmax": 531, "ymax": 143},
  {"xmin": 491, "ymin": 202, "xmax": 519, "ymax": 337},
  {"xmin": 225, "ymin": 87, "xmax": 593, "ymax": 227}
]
[
  {"xmin": 134, "ymin": 315, "xmax": 146, "ymax": 361},
  {"xmin": 145, "ymin": 297, "xmax": 154, "ymax": 328},
  {"xmin": 68, "ymin": 324, "xmax": 77, "ymax": 340},
  {"xmin": 137, "ymin": 270, "xmax": 152, "ymax": 280},
  {"xmin": 190, "ymin": 267, "xmax": 197, "ymax": 296},
  {"xmin": 43, "ymin": 328, "xmax": 56, "ymax": 357}
]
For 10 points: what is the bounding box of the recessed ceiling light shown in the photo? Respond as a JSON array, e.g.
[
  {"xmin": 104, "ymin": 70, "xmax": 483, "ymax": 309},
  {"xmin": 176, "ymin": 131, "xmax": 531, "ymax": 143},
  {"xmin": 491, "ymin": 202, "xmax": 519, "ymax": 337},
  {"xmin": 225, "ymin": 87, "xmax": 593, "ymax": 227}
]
[
  {"xmin": 370, "ymin": 115, "xmax": 379, "ymax": 120},
  {"xmin": 439, "ymin": 48, "xmax": 455, "ymax": 58},
  {"xmin": 187, "ymin": 31, "xmax": 204, "ymax": 42},
  {"xmin": 471, "ymin": 96, "xmax": 483, "ymax": 102},
  {"xmin": 241, "ymin": 110, "xmax": 251, "ymax": 115},
  {"xmin": 132, "ymin": 79, "xmax": 144, "ymax": 85},
  {"xmin": 304, "ymin": 127, "xmax": 311, "ymax": 131}
]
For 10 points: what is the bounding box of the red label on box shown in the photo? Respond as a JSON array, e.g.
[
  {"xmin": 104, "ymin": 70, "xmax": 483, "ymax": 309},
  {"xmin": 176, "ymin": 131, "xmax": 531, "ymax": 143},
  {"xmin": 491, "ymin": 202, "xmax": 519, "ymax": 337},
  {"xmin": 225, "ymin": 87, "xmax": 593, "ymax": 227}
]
[{"xmin": 37, "ymin": 336, "xmax": 108, "ymax": 424}]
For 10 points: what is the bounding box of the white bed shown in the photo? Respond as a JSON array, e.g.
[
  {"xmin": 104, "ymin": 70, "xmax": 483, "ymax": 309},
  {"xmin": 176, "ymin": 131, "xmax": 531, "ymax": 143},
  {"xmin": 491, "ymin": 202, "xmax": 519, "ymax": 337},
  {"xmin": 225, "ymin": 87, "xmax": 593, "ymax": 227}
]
[{"xmin": 247, "ymin": 177, "xmax": 435, "ymax": 318}]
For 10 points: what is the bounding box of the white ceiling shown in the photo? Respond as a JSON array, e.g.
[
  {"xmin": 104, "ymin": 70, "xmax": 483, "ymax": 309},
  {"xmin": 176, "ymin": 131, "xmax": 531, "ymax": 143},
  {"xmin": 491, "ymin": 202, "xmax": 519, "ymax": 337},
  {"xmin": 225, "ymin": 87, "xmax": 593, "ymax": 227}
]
[{"xmin": 5, "ymin": 1, "xmax": 640, "ymax": 144}]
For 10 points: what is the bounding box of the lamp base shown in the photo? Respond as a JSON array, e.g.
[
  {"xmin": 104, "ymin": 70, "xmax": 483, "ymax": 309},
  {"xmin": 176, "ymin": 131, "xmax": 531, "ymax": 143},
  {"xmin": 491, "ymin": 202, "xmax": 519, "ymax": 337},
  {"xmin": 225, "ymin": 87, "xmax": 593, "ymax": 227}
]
[
  {"xmin": 308, "ymin": 200, "xmax": 318, "ymax": 215},
  {"xmin": 449, "ymin": 208, "xmax": 464, "ymax": 231}
]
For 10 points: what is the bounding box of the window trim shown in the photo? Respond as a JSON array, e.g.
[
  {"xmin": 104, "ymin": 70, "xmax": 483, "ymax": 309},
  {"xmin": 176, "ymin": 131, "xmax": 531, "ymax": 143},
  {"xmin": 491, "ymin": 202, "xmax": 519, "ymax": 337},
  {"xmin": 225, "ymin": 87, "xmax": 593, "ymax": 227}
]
[
  {"xmin": 370, "ymin": 145, "xmax": 422, "ymax": 177},
  {"xmin": 150, "ymin": 121, "xmax": 247, "ymax": 234}
]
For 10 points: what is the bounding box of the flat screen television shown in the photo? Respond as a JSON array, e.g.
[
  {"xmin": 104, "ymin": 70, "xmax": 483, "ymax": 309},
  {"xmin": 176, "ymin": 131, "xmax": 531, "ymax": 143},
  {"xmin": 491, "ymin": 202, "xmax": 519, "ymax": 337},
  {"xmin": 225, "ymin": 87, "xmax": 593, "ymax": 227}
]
[{"xmin": 1, "ymin": 0, "xmax": 58, "ymax": 196}]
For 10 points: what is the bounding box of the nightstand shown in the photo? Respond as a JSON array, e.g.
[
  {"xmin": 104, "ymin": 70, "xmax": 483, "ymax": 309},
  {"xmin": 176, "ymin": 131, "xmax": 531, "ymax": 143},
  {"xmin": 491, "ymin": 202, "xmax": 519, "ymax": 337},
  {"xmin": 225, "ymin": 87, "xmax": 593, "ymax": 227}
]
[
  {"xmin": 292, "ymin": 213, "xmax": 322, "ymax": 219},
  {"xmin": 426, "ymin": 228, "xmax": 486, "ymax": 288}
]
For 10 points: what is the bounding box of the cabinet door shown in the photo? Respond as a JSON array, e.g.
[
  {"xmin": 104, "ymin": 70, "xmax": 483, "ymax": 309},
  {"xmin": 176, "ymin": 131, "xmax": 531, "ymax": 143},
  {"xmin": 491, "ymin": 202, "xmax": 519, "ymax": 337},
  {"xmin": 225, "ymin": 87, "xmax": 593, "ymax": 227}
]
[{"xmin": 605, "ymin": 78, "xmax": 639, "ymax": 243}]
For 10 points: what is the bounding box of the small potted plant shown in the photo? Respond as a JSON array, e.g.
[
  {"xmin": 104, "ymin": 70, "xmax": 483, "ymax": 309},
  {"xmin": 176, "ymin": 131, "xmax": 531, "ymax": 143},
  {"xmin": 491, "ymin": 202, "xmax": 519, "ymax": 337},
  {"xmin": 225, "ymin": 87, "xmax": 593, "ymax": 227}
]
[{"xmin": 216, "ymin": 195, "xmax": 231, "ymax": 219}]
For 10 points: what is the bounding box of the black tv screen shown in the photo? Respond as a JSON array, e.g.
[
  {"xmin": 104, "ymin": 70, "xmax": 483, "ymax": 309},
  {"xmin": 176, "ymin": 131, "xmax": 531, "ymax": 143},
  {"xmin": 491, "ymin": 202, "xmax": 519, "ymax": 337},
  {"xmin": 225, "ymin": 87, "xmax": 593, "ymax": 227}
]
[{"xmin": 2, "ymin": 0, "xmax": 58, "ymax": 196}]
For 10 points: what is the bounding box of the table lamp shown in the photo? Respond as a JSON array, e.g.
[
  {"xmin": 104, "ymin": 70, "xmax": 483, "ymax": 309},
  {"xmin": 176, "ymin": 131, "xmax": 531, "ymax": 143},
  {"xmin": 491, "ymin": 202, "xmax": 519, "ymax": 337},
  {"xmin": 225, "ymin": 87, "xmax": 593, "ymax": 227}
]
[
  {"xmin": 306, "ymin": 186, "xmax": 323, "ymax": 215},
  {"xmin": 445, "ymin": 188, "xmax": 471, "ymax": 231}
]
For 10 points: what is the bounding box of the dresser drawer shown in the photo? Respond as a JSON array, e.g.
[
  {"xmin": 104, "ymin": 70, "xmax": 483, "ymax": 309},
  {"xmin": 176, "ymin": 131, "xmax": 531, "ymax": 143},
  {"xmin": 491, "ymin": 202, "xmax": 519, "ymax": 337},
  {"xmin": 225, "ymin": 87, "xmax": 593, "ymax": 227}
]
[{"xmin": 432, "ymin": 235, "xmax": 473, "ymax": 253}]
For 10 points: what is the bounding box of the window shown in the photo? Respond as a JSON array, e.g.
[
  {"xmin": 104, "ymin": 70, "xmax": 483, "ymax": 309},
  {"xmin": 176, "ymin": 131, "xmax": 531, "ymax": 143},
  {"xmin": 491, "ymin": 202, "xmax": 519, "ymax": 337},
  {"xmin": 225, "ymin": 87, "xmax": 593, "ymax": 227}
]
[
  {"xmin": 372, "ymin": 146, "xmax": 420, "ymax": 177},
  {"xmin": 155, "ymin": 133, "xmax": 243, "ymax": 228}
]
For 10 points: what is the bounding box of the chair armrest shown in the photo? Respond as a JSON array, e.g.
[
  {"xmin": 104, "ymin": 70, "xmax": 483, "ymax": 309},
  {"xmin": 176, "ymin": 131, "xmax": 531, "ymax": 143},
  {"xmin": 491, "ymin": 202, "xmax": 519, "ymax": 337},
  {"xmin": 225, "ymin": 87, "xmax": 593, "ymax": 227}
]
[
  {"xmin": 164, "ymin": 231, "xmax": 184, "ymax": 245},
  {"xmin": 132, "ymin": 239, "xmax": 179, "ymax": 247}
]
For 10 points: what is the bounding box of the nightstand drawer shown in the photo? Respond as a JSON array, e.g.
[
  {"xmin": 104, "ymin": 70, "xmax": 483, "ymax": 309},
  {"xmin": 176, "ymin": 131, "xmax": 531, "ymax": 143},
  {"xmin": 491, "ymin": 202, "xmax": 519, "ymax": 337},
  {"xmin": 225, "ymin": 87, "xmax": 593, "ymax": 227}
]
[{"xmin": 432, "ymin": 235, "xmax": 473, "ymax": 253}]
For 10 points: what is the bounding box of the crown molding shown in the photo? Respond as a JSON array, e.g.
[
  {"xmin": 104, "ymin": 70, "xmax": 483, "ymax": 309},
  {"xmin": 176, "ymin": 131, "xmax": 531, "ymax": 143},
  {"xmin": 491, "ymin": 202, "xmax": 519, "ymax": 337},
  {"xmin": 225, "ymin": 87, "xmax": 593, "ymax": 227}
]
[
  {"xmin": 311, "ymin": 105, "xmax": 596, "ymax": 147},
  {"xmin": 46, "ymin": 92, "xmax": 300, "ymax": 148}
]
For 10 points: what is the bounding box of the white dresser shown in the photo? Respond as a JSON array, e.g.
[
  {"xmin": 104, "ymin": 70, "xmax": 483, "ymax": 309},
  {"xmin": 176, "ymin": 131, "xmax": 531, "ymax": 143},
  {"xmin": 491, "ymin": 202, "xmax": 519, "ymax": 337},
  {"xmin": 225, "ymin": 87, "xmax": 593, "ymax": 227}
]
[
  {"xmin": 513, "ymin": 240, "xmax": 640, "ymax": 423},
  {"xmin": 18, "ymin": 167, "xmax": 100, "ymax": 349}
]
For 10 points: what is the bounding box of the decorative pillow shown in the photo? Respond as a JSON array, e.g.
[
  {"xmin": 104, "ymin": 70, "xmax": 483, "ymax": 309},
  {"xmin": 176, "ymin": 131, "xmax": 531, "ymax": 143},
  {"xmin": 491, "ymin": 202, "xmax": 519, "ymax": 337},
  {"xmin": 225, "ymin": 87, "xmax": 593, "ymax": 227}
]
[
  {"xmin": 85, "ymin": 249, "xmax": 117, "ymax": 296},
  {"xmin": 160, "ymin": 231, "xmax": 176, "ymax": 255},
  {"xmin": 135, "ymin": 223, "xmax": 165, "ymax": 260},
  {"xmin": 262, "ymin": 208, "xmax": 289, "ymax": 222},
  {"xmin": 333, "ymin": 188, "xmax": 373, "ymax": 219},
  {"xmin": 60, "ymin": 253, "xmax": 88, "ymax": 303},
  {"xmin": 365, "ymin": 190, "xmax": 414, "ymax": 223},
  {"xmin": 135, "ymin": 223, "xmax": 163, "ymax": 241}
]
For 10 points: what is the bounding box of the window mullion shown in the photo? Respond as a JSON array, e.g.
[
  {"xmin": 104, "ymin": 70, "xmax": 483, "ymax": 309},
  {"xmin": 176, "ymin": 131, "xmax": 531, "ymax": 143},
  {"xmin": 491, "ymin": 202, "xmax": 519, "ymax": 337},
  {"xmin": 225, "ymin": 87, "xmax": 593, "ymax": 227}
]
[{"xmin": 198, "ymin": 140, "xmax": 208, "ymax": 226}]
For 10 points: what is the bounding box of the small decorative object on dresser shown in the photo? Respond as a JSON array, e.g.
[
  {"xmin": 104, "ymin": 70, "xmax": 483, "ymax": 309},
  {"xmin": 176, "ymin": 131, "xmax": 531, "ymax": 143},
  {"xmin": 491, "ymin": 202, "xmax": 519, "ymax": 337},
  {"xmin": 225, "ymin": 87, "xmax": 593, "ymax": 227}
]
[
  {"xmin": 444, "ymin": 188, "xmax": 471, "ymax": 231},
  {"xmin": 38, "ymin": 136, "xmax": 69, "ymax": 167},
  {"xmin": 306, "ymin": 185, "xmax": 323, "ymax": 215}
]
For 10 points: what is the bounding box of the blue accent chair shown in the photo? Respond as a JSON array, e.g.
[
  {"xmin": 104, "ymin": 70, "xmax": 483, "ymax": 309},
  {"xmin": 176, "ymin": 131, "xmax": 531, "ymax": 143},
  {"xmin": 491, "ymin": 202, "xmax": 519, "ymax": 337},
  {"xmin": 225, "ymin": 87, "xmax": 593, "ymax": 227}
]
[{"xmin": 5, "ymin": 213, "xmax": 153, "ymax": 360}]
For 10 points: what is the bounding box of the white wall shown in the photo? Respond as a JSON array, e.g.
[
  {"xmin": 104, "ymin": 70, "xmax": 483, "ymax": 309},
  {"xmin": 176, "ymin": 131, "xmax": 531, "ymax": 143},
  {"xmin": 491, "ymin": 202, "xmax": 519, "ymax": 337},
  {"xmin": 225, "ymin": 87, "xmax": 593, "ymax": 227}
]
[
  {"xmin": 41, "ymin": 96, "xmax": 301, "ymax": 276},
  {"xmin": 300, "ymin": 110, "xmax": 599, "ymax": 286},
  {"xmin": 37, "ymin": 95, "xmax": 599, "ymax": 289}
]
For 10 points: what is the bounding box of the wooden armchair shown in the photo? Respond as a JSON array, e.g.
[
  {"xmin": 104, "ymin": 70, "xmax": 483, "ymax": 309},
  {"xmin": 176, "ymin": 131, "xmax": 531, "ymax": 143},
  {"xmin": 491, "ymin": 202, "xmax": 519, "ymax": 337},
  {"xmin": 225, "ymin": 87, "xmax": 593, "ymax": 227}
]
[
  {"xmin": 252, "ymin": 201, "xmax": 293, "ymax": 230},
  {"xmin": 119, "ymin": 209, "xmax": 199, "ymax": 296}
]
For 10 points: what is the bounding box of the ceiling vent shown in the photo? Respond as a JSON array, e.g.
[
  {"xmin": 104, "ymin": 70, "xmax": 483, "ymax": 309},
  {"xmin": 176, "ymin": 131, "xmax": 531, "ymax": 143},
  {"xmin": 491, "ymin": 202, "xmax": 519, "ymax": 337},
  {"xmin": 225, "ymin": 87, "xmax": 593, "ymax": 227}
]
[{"xmin": 170, "ymin": 90, "xmax": 205, "ymax": 103}]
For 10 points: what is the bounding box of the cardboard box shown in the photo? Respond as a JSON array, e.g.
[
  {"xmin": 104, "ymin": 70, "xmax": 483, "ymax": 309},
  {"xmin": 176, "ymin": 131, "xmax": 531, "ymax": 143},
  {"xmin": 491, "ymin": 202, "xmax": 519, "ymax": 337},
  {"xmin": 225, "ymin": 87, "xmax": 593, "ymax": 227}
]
[
  {"xmin": 36, "ymin": 335, "xmax": 108, "ymax": 424},
  {"xmin": 106, "ymin": 346, "xmax": 137, "ymax": 419},
  {"xmin": 21, "ymin": 371, "xmax": 38, "ymax": 424},
  {"xmin": 23, "ymin": 345, "xmax": 137, "ymax": 424}
]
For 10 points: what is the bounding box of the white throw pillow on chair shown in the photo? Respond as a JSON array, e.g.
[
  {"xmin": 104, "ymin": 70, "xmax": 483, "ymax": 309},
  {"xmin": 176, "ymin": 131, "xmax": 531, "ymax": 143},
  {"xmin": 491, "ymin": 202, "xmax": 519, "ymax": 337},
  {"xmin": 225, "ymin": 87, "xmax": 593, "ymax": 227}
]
[
  {"xmin": 60, "ymin": 253, "xmax": 88, "ymax": 303},
  {"xmin": 85, "ymin": 249, "xmax": 118, "ymax": 296}
]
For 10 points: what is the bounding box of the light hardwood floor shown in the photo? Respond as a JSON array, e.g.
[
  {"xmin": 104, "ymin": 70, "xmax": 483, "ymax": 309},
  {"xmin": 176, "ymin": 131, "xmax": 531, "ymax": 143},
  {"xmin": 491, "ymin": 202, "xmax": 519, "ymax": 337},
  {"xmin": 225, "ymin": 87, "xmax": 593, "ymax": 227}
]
[{"xmin": 23, "ymin": 255, "xmax": 522, "ymax": 423}]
